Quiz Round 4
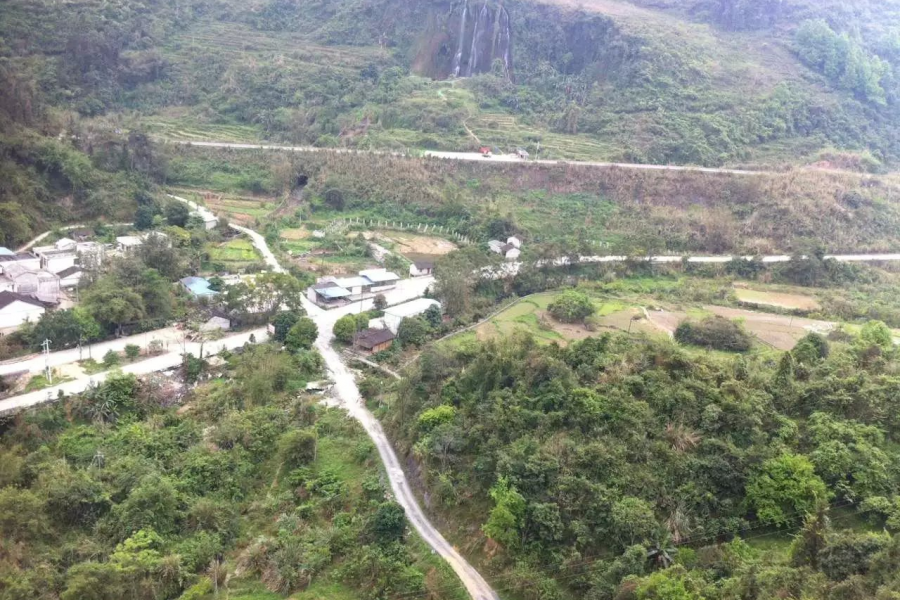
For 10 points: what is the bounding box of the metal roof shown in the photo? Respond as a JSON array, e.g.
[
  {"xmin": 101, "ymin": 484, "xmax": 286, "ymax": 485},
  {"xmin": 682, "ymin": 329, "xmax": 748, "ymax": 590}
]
[
  {"xmin": 180, "ymin": 276, "xmax": 218, "ymax": 296},
  {"xmin": 0, "ymin": 247, "xmax": 14, "ymax": 256},
  {"xmin": 317, "ymin": 286, "xmax": 351, "ymax": 299},
  {"xmin": 360, "ymin": 269, "xmax": 400, "ymax": 283},
  {"xmin": 333, "ymin": 276, "xmax": 371, "ymax": 289}
]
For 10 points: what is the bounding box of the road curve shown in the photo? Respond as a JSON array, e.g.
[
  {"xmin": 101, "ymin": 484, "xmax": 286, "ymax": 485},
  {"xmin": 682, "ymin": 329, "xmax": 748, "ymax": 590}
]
[
  {"xmin": 167, "ymin": 194, "xmax": 500, "ymax": 600},
  {"xmin": 315, "ymin": 323, "xmax": 499, "ymax": 600}
]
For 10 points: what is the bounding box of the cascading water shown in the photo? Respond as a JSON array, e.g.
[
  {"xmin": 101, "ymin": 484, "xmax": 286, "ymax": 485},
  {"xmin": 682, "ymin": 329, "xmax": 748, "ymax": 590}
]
[
  {"xmin": 451, "ymin": 0, "xmax": 468, "ymax": 77},
  {"xmin": 465, "ymin": 2, "xmax": 490, "ymax": 76},
  {"xmin": 449, "ymin": 0, "xmax": 512, "ymax": 79},
  {"xmin": 498, "ymin": 6, "xmax": 512, "ymax": 76}
]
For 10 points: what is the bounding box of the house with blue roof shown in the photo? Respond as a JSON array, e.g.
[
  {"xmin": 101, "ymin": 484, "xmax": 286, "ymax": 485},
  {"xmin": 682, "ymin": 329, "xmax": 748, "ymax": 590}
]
[
  {"xmin": 307, "ymin": 268, "xmax": 401, "ymax": 307},
  {"xmin": 180, "ymin": 276, "xmax": 218, "ymax": 298}
]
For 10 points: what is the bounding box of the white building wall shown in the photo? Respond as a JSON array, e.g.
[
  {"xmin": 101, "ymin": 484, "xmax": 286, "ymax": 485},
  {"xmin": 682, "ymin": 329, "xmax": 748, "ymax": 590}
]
[
  {"xmin": 0, "ymin": 302, "xmax": 45, "ymax": 329},
  {"xmin": 46, "ymin": 254, "xmax": 76, "ymax": 273}
]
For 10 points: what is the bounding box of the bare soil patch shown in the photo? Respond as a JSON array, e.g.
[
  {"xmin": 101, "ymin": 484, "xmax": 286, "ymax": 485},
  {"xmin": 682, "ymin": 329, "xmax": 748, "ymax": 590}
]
[
  {"xmin": 706, "ymin": 306, "xmax": 833, "ymax": 350},
  {"xmin": 733, "ymin": 286, "xmax": 821, "ymax": 311},
  {"xmin": 280, "ymin": 228, "xmax": 310, "ymax": 240},
  {"xmin": 382, "ymin": 231, "xmax": 458, "ymax": 256}
]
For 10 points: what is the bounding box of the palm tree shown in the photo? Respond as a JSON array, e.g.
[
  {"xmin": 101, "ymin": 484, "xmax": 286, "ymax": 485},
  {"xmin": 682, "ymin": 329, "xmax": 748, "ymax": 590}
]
[{"xmin": 647, "ymin": 528, "xmax": 677, "ymax": 569}]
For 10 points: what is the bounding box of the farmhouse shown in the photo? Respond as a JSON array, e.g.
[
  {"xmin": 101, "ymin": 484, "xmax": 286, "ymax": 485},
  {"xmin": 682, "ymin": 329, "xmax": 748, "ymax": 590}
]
[
  {"xmin": 0, "ymin": 291, "xmax": 47, "ymax": 330},
  {"xmin": 409, "ymin": 260, "xmax": 434, "ymax": 277},
  {"xmin": 488, "ymin": 240, "xmax": 521, "ymax": 261},
  {"xmin": 354, "ymin": 328, "xmax": 396, "ymax": 354},
  {"xmin": 0, "ymin": 252, "xmax": 41, "ymax": 273},
  {"xmin": 307, "ymin": 268, "xmax": 401, "ymax": 307},
  {"xmin": 0, "ymin": 263, "xmax": 60, "ymax": 304},
  {"xmin": 56, "ymin": 266, "xmax": 84, "ymax": 288}
]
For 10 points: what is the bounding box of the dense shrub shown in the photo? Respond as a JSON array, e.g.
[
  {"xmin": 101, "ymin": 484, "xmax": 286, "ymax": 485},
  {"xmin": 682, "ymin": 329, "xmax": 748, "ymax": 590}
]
[
  {"xmin": 547, "ymin": 291, "xmax": 595, "ymax": 323},
  {"xmin": 674, "ymin": 316, "xmax": 753, "ymax": 351}
]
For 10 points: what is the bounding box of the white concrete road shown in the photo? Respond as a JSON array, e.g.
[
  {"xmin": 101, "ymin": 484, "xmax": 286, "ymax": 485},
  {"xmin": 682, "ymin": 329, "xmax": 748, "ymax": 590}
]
[
  {"xmin": 165, "ymin": 139, "xmax": 767, "ymax": 177},
  {"xmin": 3, "ymin": 212, "xmax": 494, "ymax": 599},
  {"xmin": 0, "ymin": 326, "xmax": 185, "ymax": 377},
  {"xmin": 0, "ymin": 327, "xmax": 268, "ymax": 415}
]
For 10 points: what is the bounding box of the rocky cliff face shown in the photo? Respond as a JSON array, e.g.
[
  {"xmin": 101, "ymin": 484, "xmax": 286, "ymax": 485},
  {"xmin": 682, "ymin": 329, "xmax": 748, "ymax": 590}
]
[
  {"xmin": 450, "ymin": 0, "xmax": 513, "ymax": 78},
  {"xmin": 409, "ymin": 0, "xmax": 514, "ymax": 80}
]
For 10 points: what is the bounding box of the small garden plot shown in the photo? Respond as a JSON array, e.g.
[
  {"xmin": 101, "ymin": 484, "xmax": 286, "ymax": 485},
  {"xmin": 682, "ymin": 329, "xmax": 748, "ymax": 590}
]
[
  {"xmin": 207, "ymin": 238, "xmax": 261, "ymax": 270},
  {"xmin": 733, "ymin": 286, "xmax": 821, "ymax": 311}
]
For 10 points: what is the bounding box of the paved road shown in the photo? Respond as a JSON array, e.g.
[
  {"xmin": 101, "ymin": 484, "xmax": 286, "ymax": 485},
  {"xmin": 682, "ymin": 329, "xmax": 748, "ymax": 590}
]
[
  {"xmin": 16, "ymin": 222, "xmax": 130, "ymax": 252},
  {"xmin": 0, "ymin": 327, "xmax": 185, "ymax": 376},
  {"xmin": 3, "ymin": 202, "xmax": 496, "ymax": 599},
  {"xmin": 165, "ymin": 139, "xmax": 767, "ymax": 176},
  {"xmin": 311, "ymin": 282, "xmax": 499, "ymax": 600},
  {"xmin": 0, "ymin": 327, "xmax": 267, "ymax": 415}
]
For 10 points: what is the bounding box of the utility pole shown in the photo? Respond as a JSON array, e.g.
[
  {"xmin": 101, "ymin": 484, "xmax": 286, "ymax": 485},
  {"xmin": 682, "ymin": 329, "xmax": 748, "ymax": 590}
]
[{"xmin": 42, "ymin": 338, "xmax": 52, "ymax": 384}]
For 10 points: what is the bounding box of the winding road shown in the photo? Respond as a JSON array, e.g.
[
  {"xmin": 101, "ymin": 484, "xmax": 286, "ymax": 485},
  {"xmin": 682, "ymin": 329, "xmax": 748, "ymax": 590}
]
[{"xmin": 2, "ymin": 198, "xmax": 500, "ymax": 600}]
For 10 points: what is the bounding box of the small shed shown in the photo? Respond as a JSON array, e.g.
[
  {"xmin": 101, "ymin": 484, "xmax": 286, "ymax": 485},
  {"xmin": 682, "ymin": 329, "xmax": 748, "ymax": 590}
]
[
  {"xmin": 355, "ymin": 328, "xmax": 396, "ymax": 354},
  {"xmin": 409, "ymin": 260, "xmax": 434, "ymax": 277}
]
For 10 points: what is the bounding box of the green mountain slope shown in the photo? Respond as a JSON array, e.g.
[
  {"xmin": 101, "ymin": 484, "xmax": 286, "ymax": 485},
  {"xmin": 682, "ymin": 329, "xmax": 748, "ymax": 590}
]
[{"xmin": 2, "ymin": 0, "xmax": 900, "ymax": 170}]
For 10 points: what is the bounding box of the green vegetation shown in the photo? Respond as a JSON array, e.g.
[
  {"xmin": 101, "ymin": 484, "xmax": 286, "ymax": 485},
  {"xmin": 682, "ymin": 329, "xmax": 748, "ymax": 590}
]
[
  {"xmin": 547, "ymin": 290, "xmax": 596, "ymax": 323},
  {"xmin": 675, "ymin": 316, "xmax": 754, "ymax": 351},
  {"xmin": 386, "ymin": 321, "xmax": 900, "ymax": 598},
  {"xmin": 0, "ymin": 345, "xmax": 465, "ymax": 600}
]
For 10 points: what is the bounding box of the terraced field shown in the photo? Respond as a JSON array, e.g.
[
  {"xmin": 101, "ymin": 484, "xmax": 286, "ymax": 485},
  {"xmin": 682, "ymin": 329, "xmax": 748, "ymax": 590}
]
[
  {"xmin": 143, "ymin": 118, "xmax": 261, "ymax": 143},
  {"xmin": 206, "ymin": 238, "xmax": 261, "ymax": 270}
]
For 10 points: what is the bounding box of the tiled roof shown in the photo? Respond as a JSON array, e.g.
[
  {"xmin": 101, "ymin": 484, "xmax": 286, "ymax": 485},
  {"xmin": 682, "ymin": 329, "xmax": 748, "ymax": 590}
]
[{"xmin": 0, "ymin": 291, "xmax": 46, "ymax": 310}]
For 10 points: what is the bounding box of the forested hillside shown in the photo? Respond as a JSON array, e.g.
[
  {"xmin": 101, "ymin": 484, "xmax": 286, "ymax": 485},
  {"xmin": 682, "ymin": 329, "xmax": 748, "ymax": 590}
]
[{"xmin": 385, "ymin": 328, "xmax": 900, "ymax": 599}]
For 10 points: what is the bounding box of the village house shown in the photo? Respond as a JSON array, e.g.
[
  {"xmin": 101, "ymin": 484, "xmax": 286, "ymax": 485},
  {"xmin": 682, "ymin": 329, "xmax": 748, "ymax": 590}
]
[
  {"xmin": 307, "ymin": 268, "xmax": 401, "ymax": 307},
  {"xmin": 409, "ymin": 260, "xmax": 434, "ymax": 277},
  {"xmin": 0, "ymin": 263, "xmax": 60, "ymax": 304},
  {"xmin": 354, "ymin": 327, "xmax": 396, "ymax": 354},
  {"xmin": 488, "ymin": 239, "xmax": 521, "ymax": 261},
  {"xmin": 0, "ymin": 291, "xmax": 47, "ymax": 331},
  {"xmin": 0, "ymin": 252, "xmax": 41, "ymax": 274},
  {"xmin": 56, "ymin": 266, "xmax": 84, "ymax": 289},
  {"xmin": 369, "ymin": 298, "xmax": 441, "ymax": 334},
  {"xmin": 180, "ymin": 276, "xmax": 219, "ymax": 298}
]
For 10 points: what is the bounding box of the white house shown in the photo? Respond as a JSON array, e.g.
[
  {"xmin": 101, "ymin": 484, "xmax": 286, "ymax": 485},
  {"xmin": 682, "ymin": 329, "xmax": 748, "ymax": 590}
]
[
  {"xmin": 116, "ymin": 236, "xmax": 144, "ymax": 252},
  {"xmin": 488, "ymin": 240, "xmax": 521, "ymax": 261},
  {"xmin": 507, "ymin": 236, "xmax": 522, "ymax": 249},
  {"xmin": 1, "ymin": 263, "xmax": 60, "ymax": 303},
  {"xmin": 55, "ymin": 238, "xmax": 77, "ymax": 251},
  {"xmin": 37, "ymin": 249, "xmax": 77, "ymax": 273},
  {"xmin": 0, "ymin": 252, "xmax": 41, "ymax": 274},
  {"xmin": 409, "ymin": 260, "xmax": 434, "ymax": 277},
  {"xmin": 0, "ymin": 291, "xmax": 46, "ymax": 330},
  {"xmin": 359, "ymin": 268, "xmax": 400, "ymax": 292},
  {"xmin": 56, "ymin": 266, "xmax": 84, "ymax": 289},
  {"xmin": 192, "ymin": 211, "xmax": 219, "ymax": 230},
  {"xmin": 369, "ymin": 298, "xmax": 441, "ymax": 334}
]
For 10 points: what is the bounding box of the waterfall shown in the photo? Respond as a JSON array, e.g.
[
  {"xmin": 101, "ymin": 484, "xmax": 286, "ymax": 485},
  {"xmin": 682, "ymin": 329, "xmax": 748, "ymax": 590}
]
[
  {"xmin": 499, "ymin": 6, "xmax": 512, "ymax": 77},
  {"xmin": 451, "ymin": 0, "xmax": 468, "ymax": 77},
  {"xmin": 466, "ymin": 2, "xmax": 489, "ymax": 76}
]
